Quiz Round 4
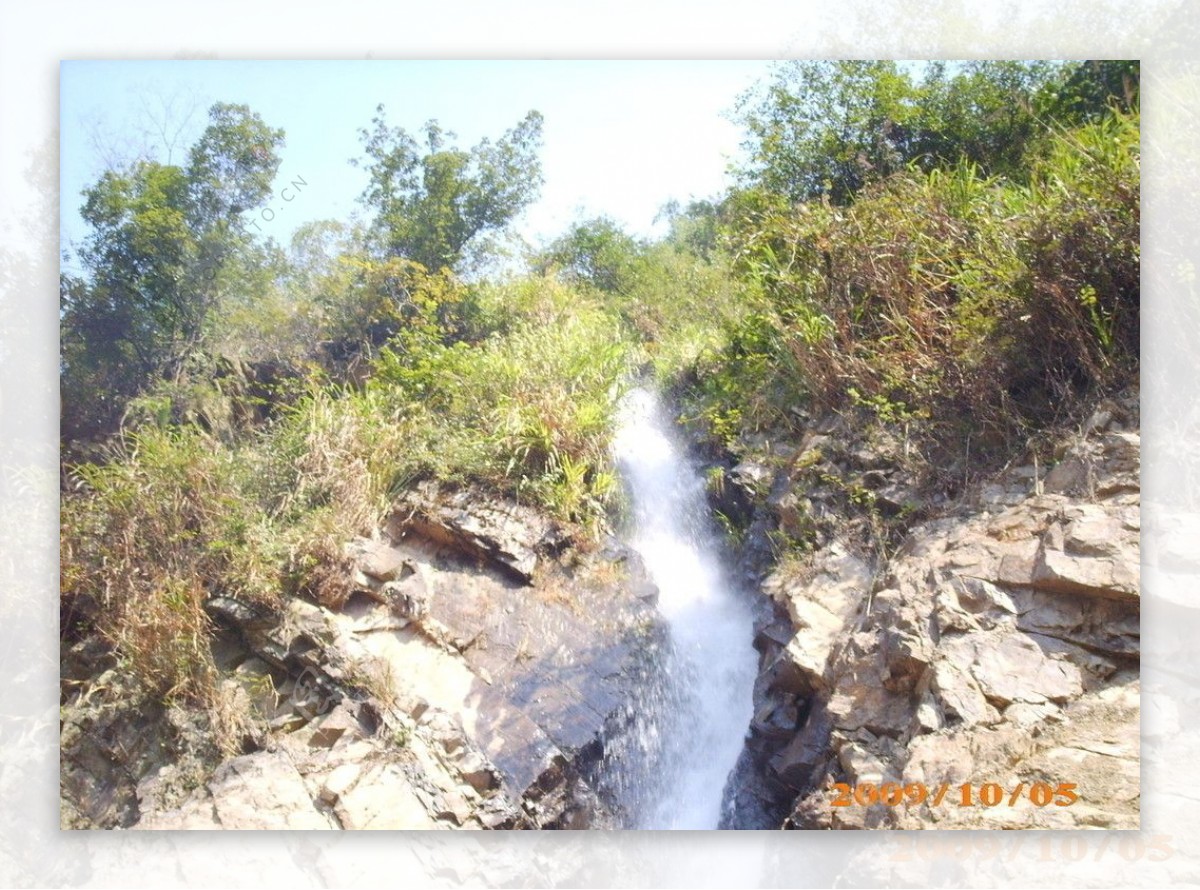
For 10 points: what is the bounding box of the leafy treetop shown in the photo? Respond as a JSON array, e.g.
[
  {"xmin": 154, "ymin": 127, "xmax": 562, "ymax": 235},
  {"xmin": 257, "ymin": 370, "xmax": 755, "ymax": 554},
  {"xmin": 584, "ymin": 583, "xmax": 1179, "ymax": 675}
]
[{"xmin": 354, "ymin": 108, "xmax": 544, "ymax": 272}]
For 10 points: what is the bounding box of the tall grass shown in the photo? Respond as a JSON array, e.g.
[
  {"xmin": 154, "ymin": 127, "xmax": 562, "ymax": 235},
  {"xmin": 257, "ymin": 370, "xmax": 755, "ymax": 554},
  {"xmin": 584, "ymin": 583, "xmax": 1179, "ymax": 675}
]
[
  {"xmin": 371, "ymin": 278, "xmax": 632, "ymax": 523},
  {"xmin": 62, "ymin": 273, "xmax": 634, "ymax": 713},
  {"xmin": 690, "ymin": 111, "xmax": 1139, "ymax": 465},
  {"xmin": 62, "ymin": 428, "xmax": 282, "ymax": 705}
]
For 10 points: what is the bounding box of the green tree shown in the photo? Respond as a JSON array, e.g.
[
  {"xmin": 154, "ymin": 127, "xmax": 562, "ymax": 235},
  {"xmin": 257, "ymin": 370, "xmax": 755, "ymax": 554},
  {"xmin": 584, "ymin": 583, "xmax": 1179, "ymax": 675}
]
[
  {"xmin": 62, "ymin": 102, "xmax": 284, "ymax": 442},
  {"xmin": 1042, "ymin": 60, "xmax": 1140, "ymax": 124},
  {"xmin": 913, "ymin": 61, "xmax": 1063, "ymax": 179},
  {"xmin": 735, "ymin": 61, "xmax": 1081, "ymax": 204},
  {"xmin": 354, "ymin": 108, "xmax": 544, "ymax": 271},
  {"xmin": 656, "ymin": 198, "xmax": 725, "ymax": 259},
  {"xmin": 736, "ymin": 61, "xmax": 921, "ymax": 204},
  {"xmin": 536, "ymin": 217, "xmax": 646, "ymax": 294}
]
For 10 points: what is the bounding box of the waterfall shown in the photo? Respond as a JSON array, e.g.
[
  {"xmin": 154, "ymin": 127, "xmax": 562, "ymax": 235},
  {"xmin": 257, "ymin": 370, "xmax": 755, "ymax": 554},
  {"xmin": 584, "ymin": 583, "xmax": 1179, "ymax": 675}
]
[{"xmin": 611, "ymin": 386, "xmax": 759, "ymax": 829}]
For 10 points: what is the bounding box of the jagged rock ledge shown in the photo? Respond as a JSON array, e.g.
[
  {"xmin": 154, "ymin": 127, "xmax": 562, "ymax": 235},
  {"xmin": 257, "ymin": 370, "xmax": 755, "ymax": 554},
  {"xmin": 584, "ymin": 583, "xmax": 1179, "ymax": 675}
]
[
  {"xmin": 721, "ymin": 394, "xmax": 1141, "ymax": 830},
  {"xmin": 61, "ymin": 484, "xmax": 663, "ymax": 830}
]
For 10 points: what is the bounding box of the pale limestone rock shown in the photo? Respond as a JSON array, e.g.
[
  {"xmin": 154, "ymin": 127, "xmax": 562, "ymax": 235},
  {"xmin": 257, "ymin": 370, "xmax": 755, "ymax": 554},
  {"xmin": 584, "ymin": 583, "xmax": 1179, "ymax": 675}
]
[
  {"xmin": 319, "ymin": 762, "xmax": 361, "ymax": 804},
  {"xmin": 902, "ymin": 733, "xmax": 975, "ymax": 788},
  {"xmin": 912, "ymin": 687, "xmax": 944, "ymax": 734},
  {"xmin": 837, "ymin": 742, "xmax": 890, "ymax": 785},
  {"xmin": 355, "ymin": 539, "xmax": 411, "ymax": 582},
  {"xmin": 762, "ymin": 408, "xmax": 1140, "ymax": 832},
  {"xmin": 1032, "ymin": 537, "xmax": 1140, "ymax": 602},
  {"xmin": 1002, "ymin": 700, "xmax": 1060, "ymax": 728},
  {"xmin": 135, "ymin": 797, "xmax": 223, "ymax": 830},
  {"xmin": 334, "ymin": 762, "xmax": 441, "ymax": 830},
  {"xmin": 955, "ymin": 633, "xmax": 1083, "ymax": 706},
  {"xmin": 768, "ymin": 551, "xmax": 872, "ymax": 695},
  {"xmin": 930, "ymin": 659, "xmax": 998, "ymax": 727},
  {"xmin": 827, "ymin": 683, "xmax": 912, "ymax": 736},
  {"xmin": 950, "ymin": 575, "xmax": 1016, "ymax": 618},
  {"xmin": 308, "ymin": 705, "xmax": 361, "ymax": 749},
  {"xmin": 112, "ymin": 490, "xmax": 654, "ymax": 832},
  {"xmin": 776, "ymin": 602, "xmax": 843, "ymax": 694},
  {"xmin": 205, "ymin": 753, "xmax": 336, "ymax": 830}
]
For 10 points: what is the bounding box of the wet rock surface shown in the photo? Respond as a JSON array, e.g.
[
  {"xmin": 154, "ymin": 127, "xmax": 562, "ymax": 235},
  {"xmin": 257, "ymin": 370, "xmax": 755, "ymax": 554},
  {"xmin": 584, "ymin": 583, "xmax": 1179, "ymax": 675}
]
[{"xmin": 61, "ymin": 489, "xmax": 661, "ymax": 831}]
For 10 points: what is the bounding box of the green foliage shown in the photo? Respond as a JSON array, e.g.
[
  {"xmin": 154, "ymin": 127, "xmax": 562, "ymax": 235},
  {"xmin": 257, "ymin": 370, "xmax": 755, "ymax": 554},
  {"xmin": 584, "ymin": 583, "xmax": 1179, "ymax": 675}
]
[
  {"xmin": 62, "ymin": 103, "xmax": 285, "ymax": 443},
  {"xmin": 737, "ymin": 60, "xmax": 922, "ymax": 204},
  {"xmin": 370, "ymin": 280, "xmax": 631, "ymax": 525},
  {"xmin": 912, "ymin": 61, "xmax": 1063, "ymax": 180},
  {"xmin": 657, "ymin": 198, "xmax": 726, "ymax": 259},
  {"xmin": 205, "ymin": 225, "xmax": 492, "ymax": 392},
  {"xmin": 317, "ymin": 255, "xmax": 469, "ymax": 356},
  {"xmin": 1041, "ymin": 60, "xmax": 1139, "ymax": 124},
  {"xmin": 537, "ymin": 216, "xmax": 647, "ymax": 294},
  {"xmin": 712, "ymin": 510, "xmax": 748, "ymax": 549},
  {"xmin": 624, "ymin": 241, "xmax": 750, "ymax": 344},
  {"xmin": 354, "ymin": 109, "xmax": 544, "ymax": 271},
  {"xmin": 61, "ymin": 426, "xmax": 283, "ymax": 702},
  {"xmin": 673, "ymin": 307, "xmax": 794, "ymax": 447},
  {"xmin": 707, "ymin": 108, "xmax": 1139, "ymax": 466},
  {"xmin": 1010, "ymin": 110, "xmax": 1141, "ymax": 397},
  {"xmin": 61, "ymin": 264, "xmax": 635, "ymax": 708},
  {"xmin": 535, "ymin": 212, "xmax": 757, "ymax": 400},
  {"xmin": 734, "ymin": 60, "xmax": 1133, "ymax": 206},
  {"xmin": 185, "ymin": 103, "xmax": 286, "ymax": 224}
]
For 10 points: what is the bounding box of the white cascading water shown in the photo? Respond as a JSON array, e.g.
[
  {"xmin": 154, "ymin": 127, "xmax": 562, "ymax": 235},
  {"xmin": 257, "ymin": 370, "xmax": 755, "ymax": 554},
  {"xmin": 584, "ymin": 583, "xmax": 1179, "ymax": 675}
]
[{"xmin": 611, "ymin": 387, "xmax": 759, "ymax": 829}]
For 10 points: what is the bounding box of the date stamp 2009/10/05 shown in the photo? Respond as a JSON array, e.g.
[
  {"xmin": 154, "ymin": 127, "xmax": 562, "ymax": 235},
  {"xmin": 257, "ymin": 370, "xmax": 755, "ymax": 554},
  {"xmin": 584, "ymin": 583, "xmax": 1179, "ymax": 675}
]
[{"xmin": 830, "ymin": 781, "xmax": 1078, "ymax": 808}]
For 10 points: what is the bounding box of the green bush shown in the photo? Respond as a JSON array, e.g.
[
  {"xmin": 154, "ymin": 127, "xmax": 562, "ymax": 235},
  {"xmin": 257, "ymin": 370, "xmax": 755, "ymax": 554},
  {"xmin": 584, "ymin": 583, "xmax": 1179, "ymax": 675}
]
[
  {"xmin": 371, "ymin": 279, "xmax": 632, "ymax": 525},
  {"xmin": 692, "ymin": 111, "xmax": 1139, "ymax": 463},
  {"xmin": 62, "ymin": 426, "xmax": 282, "ymax": 704},
  {"xmin": 1012, "ymin": 111, "xmax": 1140, "ymax": 397},
  {"xmin": 61, "ymin": 264, "xmax": 638, "ymax": 713}
]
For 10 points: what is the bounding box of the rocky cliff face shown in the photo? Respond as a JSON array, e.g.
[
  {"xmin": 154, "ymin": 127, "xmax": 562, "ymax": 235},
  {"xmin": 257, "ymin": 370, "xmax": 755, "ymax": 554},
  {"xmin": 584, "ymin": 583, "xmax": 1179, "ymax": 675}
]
[
  {"xmin": 722, "ymin": 393, "xmax": 1140, "ymax": 830},
  {"xmin": 61, "ymin": 394, "xmax": 1142, "ymax": 832},
  {"xmin": 61, "ymin": 483, "xmax": 662, "ymax": 830}
]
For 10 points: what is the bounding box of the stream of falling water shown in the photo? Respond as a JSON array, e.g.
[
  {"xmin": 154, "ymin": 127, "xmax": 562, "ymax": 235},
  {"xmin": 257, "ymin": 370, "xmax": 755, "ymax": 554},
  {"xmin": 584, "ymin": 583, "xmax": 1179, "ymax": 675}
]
[{"xmin": 611, "ymin": 387, "xmax": 759, "ymax": 829}]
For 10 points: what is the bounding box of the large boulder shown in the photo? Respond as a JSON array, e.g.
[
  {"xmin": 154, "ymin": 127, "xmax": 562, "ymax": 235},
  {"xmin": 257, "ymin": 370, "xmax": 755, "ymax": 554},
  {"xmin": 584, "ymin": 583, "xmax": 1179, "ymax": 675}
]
[{"xmin": 65, "ymin": 484, "xmax": 663, "ymax": 832}]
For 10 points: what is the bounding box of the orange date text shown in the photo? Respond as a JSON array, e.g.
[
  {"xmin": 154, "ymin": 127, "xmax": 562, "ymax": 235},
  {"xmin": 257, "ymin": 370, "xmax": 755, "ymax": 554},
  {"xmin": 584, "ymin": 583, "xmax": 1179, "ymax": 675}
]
[{"xmin": 830, "ymin": 781, "xmax": 1078, "ymax": 808}]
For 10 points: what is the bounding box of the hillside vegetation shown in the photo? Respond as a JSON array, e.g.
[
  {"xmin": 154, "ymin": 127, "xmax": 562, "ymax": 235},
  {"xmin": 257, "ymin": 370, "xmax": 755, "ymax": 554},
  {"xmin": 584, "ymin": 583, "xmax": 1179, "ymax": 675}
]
[{"xmin": 61, "ymin": 61, "xmax": 1139, "ymax": 740}]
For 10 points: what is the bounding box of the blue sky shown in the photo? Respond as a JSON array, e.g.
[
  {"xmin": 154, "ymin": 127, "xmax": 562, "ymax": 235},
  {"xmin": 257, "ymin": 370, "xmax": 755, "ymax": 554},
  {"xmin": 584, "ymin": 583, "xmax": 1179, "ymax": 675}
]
[{"xmin": 60, "ymin": 60, "xmax": 774, "ymax": 272}]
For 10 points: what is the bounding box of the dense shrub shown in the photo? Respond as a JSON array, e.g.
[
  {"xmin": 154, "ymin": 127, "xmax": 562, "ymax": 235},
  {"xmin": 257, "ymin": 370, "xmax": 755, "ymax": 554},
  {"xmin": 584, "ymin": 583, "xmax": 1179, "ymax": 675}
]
[
  {"xmin": 61, "ymin": 427, "xmax": 282, "ymax": 703},
  {"xmin": 61, "ymin": 272, "xmax": 634, "ymax": 709},
  {"xmin": 371, "ymin": 277, "xmax": 631, "ymax": 523},
  {"xmin": 691, "ymin": 111, "xmax": 1139, "ymax": 463}
]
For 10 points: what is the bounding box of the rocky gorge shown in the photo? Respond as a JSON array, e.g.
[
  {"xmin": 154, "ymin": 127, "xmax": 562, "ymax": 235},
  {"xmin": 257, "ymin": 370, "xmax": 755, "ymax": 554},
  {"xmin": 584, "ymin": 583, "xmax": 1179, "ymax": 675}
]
[
  {"xmin": 60, "ymin": 388, "xmax": 1140, "ymax": 831},
  {"xmin": 53, "ymin": 59, "xmax": 1144, "ymax": 841}
]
